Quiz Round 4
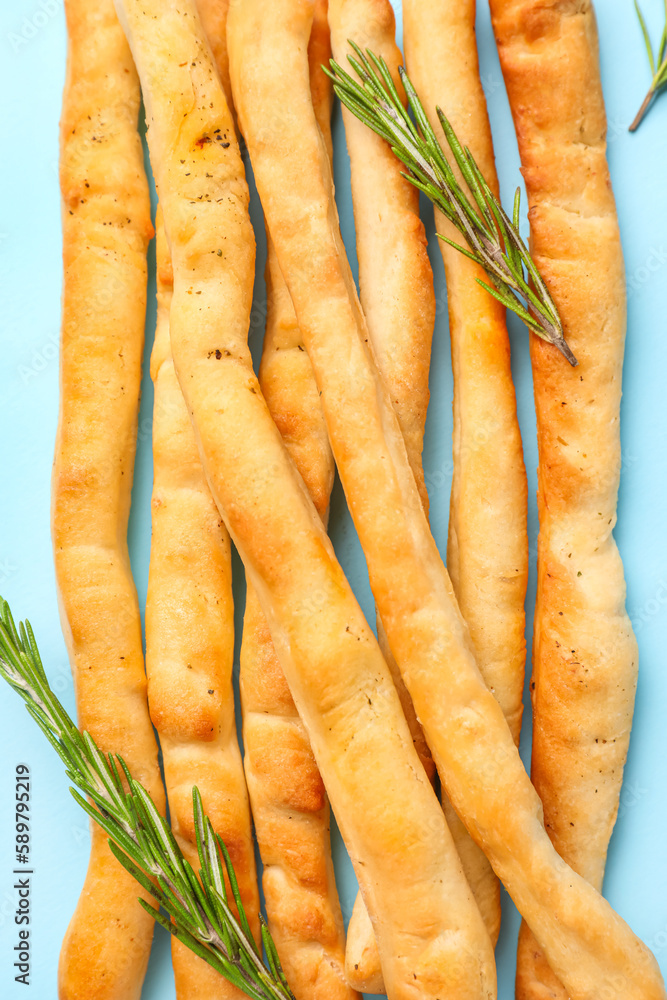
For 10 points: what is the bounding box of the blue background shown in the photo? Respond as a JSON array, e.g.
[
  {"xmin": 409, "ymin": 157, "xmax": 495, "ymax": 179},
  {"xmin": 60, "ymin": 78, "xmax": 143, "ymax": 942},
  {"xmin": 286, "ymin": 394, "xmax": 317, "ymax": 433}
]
[{"xmin": 1, "ymin": 0, "xmax": 666, "ymax": 996}]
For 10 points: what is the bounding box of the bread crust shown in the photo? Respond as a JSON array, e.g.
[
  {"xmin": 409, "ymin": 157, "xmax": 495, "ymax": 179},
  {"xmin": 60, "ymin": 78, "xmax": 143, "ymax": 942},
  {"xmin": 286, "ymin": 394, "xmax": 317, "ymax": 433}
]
[
  {"xmin": 488, "ymin": 2, "xmax": 639, "ymax": 997},
  {"xmin": 145, "ymin": 6, "xmax": 260, "ymax": 994},
  {"xmin": 401, "ymin": 0, "xmax": 530, "ymax": 948},
  {"xmin": 240, "ymin": 7, "xmax": 356, "ymax": 997},
  {"xmin": 54, "ymin": 1, "xmax": 164, "ymax": 996},
  {"xmin": 118, "ymin": 2, "xmax": 498, "ymax": 997},
  {"xmin": 147, "ymin": 208, "xmax": 260, "ymax": 1000},
  {"xmin": 403, "ymin": 0, "xmax": 528, "ymax": 749},
  {"xmin": 328, "ymin": 2, "xmax": 438, "ymax": 989},
  {"xmin": 195, "ymin": 0, "xmax": 233, "ymax": 110},
  {"xmin": 228, "ymin": 1, "xmax": 665, "ymax": 998}
]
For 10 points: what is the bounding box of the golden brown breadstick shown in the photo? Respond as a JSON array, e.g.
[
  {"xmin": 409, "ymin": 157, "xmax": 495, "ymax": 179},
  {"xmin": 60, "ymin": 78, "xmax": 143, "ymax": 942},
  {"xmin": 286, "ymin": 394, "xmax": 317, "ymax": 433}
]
[
  {"xmin": 239, "ymin": 6, "xmax": 356, "ymax": 998},
  {"xmin": 195, "ymin": 0, "xmax": 232, "ymax": 109},
  {"xmin": 54, "ymin": 1, "xmax": 165, "ymax": 997},
  {"xmin": 228, "ymin": 2, "xmax": 665, "ymax": 998},
  {"xmin": 146, "ymin": 210, "xmax": 260, "ymax": 1000},
  {"xmin": 146, "ymin": 3, "xmax": 259, "ymax": 995},
  {"xmin": 488, "ymin": 2, "xmax": 639, "ymax": 996},
  {"xmin": 328, "ymin": 0, "xmax": 435, "ymax": 780},
  {"xmin": 328, "ymin": 1, "xmax": 437, "ymax": 989},
  {"xmin": 115, "ymin": 2, "xmax": 497, "ymax": 998},
  {"xmin": 241, "ymin": 257, "xmax": 353, "ymax": 1000},
  {"xmin": 331, "ymin": 0, "xmax": 434, "ymax": 513},
  {"xmin": 401, "ymin": 0, "xmax": 530, "ymax": 947}
]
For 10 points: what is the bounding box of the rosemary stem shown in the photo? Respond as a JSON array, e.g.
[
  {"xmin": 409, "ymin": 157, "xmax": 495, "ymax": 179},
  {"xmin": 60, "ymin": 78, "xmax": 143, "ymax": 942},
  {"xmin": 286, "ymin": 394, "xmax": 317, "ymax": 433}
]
[
  {"xmin": 0, "ymin": 598, "xmax": 295, "ymax": 1000},
  {"xmin": 326, "ymin": 46, "xmax": 576, "ymax": 364},
  {"xmin": 629, "ymin": 85, "xmax": 655, "ymax": 130}
]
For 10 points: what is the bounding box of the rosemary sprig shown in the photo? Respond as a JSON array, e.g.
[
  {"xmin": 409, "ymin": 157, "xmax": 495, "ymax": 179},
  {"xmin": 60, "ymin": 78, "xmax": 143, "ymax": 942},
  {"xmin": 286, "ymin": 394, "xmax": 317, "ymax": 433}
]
[
  {"xmin": 326, "ymin": 44, "xmax": 576, "ymax": 366},
  {"xmin": 0, "ymin": 598, "xmax": 294, "ymax": 1000},
  {"xmin": 630, "ymin": 0, "xmax": 667, "ymax": 130}
]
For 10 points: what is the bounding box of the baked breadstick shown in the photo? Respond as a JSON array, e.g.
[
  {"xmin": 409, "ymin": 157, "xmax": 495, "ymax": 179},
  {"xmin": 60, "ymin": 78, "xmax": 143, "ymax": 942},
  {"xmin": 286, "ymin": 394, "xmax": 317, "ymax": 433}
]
[
  {"xmin": 488, "ymin": 2, "xmax": 639, "ymax": 996},
  {"xmin": 147, "ymin": 2, "xmax": 259, "ymax": 995},
  {"xmin": 401, "ymin": 0, "xmax": 530, "ymax": 946},
  {"xmin": 54, "ymin": 1, "xmax": 165, "ymax": 997},
  {"xmin": 241, "ymin": 255, "xmax": 354, "ymax": 1000},
  {"xmin": 328, "ymin": 0, "xmax": 436, "ymax": 782},
  {"xmin": 328, "ymin": 1, "xmax": 438, "ymax": 990},
  {"xmin": 240, "ymin": 6, "xmax": 356, "ymax": 998},
  {"xmin": 228, "ymin": 2, "xmax": 665, "ymax": 998},
  {"xmin": 146, "ymin": 209, "xmax": 260, "ymax": 1000},
  {"xmin": 195, "ymin": 0, "xmax": 232, "ymax": 109},
  {"xmin": 115, "ymin": 2, "xmax": 498, "ymax": 999}
]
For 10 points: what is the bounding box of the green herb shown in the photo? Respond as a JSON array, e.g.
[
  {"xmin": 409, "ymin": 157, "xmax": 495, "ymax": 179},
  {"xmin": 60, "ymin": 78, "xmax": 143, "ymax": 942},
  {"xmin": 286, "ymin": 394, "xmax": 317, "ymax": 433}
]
[
  {"xmin": 326, "ymin": 44, "xmax": 576, "ymax": 366},
  {"xmin": 0, "ymin": 598, "xmax": 294, "ymax": 1000},
  {"xmin": 630, "ymin": 1, "xmax": 667, "ymax": 130}
]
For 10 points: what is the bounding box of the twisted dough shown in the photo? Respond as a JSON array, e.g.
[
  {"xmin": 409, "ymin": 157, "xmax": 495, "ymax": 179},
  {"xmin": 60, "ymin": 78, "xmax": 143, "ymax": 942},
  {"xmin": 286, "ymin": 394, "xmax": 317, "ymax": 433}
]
[
  {"xmin": 228, "ymin": 1, "xmax": 665, "ymax": 998},
  {"xmin": 239, "ymin": 5, "xmax": 357, "ymax": 997},
  {"xmin": 54, "ymin": 1, "xmax": 165, "ymax": 996},
  {"xmin": 328, "ymin": 1, "xmax": 438, "ymax": 990},
  {"xmin": 488, "ymin": 1, "xmax": 640, "ymax": 996},
  {"xmin": 147, "ymin": 209, "xmax": 260, "ymax": 1000},
  {"xmin": 402, "ymin": 0, "xmax": 530, "ymax": 947},
  {"xmin": 145, "ymin": 4, "xmax": 260, "ymax": 995},
  {"xmin": 117, "ymin": 1, "xmax": 497, "ymax": 997}
]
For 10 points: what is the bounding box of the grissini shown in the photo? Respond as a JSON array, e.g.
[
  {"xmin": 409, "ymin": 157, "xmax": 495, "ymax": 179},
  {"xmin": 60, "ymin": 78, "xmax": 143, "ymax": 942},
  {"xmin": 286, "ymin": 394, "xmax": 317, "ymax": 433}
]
[
  {"xmin": 328, "ymin": 1, "xmax": 438, "ymax": 990},
  {"xmin": 195, "ymin": 0, "xmax": 232, "ymax": 108},
  {"xmin": 147, "ymin": 4, "xmax": 260, "ymax": 995},
  {"xmin": 488, "ymin": 2, "xmax": 639, "ymax": 997},
  {"xmin": 328, "ymin": 0, "xmax": 435, "ymax": 783},
  {"xmin": 54, "ymin": 1, "xmax": 165, "ymax": 996},
  {"xmin": 146, "ymin": 209, "xmax": 260, "ymax": 1000},
  {"xmin": 115, "ymin": 2, "xmax": 497, "ymax": 999},
  {"xmin": 240, "ymin": 5, "xmax": 357, "ymax": 997},
  {"xmin": 241, "ymin": 246, "xmax": 354, "ymax": 1000},
  {"xmin": 402, "ymin": 0, "xmax": 530, "ymax": 944},
  {"xmin": 227, "ymin": 1, "xmax": 666, "ymax": 997}
]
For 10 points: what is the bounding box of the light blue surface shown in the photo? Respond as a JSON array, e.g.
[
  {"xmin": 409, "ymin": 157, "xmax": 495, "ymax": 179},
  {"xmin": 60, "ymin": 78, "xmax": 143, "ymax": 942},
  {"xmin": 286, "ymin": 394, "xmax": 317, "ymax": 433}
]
[{"xmin": 1, "ymin": 1, "xmax": 666, "ymax": 997}]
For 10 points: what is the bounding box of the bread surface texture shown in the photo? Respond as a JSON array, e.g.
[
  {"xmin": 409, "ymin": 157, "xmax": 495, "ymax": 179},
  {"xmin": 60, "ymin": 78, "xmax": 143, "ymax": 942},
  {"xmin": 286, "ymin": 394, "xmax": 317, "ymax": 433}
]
[
  {"xmin": 328, "ymin": 1, "xmax": 438, "ymax": 989},
  {"xmin": 402, "ymin": 0, "xmax": 530, "ymax": 947},
  {"xmin": 228, "ymin": 1, "xmax": 666, "ymax": 997},
  {"xmin": 55, "ymin": 1, "xmax": 164, "ymax": 996},
  {"xmin": 239, "ymin": 5, "xmax": 356, "ymax": 996},
  {"xmin": 489, "ymin": 1, "xmax": 639, "ymax": 996},
  {"xmin": 141, "ymin": 5, "xmax": 261, "ymax": 993},
  {"xmin": 121, "ymin": 1, "xmax": 496, "ymax": 998},
  {"xmin": 147, "ymin": 209, "xmax": 260, "ymax": 1000}
]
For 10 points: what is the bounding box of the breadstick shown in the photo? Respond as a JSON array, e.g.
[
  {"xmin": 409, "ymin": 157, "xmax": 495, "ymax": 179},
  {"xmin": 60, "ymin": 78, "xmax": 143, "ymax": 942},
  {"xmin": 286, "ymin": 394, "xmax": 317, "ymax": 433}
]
[
  {"xmin": 195, "ymin": 0, "xmax": 232, "ymax": 109},
  {"xmin": 328, "ymin": 2, "xmax": 438, "ymax": 990},
  {"xmin": 401, "ymin": 0, "xmax": 530, "ymax": 946},
  {"xmin": 54, "ymin": 1, "xmax": 165, "ymax": 997},
  {"xmin": 239, "ymin": 6, "xmax": 356, "ymax": 998},
  {"xmin": 227, "ymin": 2, "xmax": 665, "ymax": 998},
  {"xmin": 241, "ymin": 254, "xmax": 353, "ymax": 1000},
  {"xmin": 115, "ymin": 2, "xmax": 498, "ymax": 998},
  {"xmin": 328, "ymin": 0, "xmax": 436, "ymax": 783},
  {"xmin": 146, "ymin": 3, "xmax": 260, "ymax": 995},
  {"xmin": 146, "ymin": 209, "xmax": 260, "ymax": 1000},
  {"xmin": 488, "ymin": 2, "xmax": 639, "ymax": 996}
]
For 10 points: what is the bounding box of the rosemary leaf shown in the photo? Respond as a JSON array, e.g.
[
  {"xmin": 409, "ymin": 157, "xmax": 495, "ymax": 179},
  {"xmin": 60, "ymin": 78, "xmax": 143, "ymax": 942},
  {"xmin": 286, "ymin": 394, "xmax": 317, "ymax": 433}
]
[
  {"xmin": 326, "ymin": 45, "xmax": 577, "ymax": 366},
  {"xmin": 0, "ymin": 597, "xmax": 295, "ymax": 1000},
  {"xmin": 630, "ymin": 1, "xmax": 667, "ymax": 130}
]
